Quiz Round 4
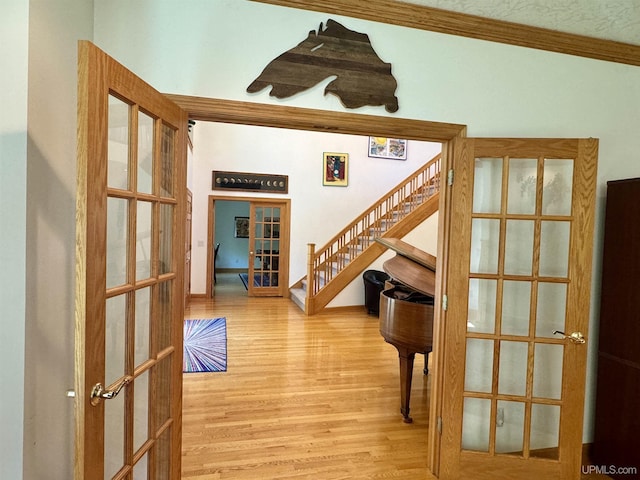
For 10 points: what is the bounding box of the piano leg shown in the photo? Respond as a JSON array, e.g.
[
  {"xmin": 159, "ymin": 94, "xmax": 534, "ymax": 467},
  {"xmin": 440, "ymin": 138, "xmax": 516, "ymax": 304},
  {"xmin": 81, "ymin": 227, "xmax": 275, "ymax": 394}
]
[
  {"xmin": 397, "ymin": 347, "xmax": 416, "ymax": 423},
  {"xmin": 423, "ymin": 348, "xmax": 432, "ymax": 376}
]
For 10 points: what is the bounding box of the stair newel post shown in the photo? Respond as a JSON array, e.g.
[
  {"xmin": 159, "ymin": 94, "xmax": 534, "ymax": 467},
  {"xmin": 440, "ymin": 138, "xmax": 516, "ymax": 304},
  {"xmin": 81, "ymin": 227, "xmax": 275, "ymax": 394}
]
[{"xmin": 306, "ymin": 243, "xmax": 316, "ymax": 312}]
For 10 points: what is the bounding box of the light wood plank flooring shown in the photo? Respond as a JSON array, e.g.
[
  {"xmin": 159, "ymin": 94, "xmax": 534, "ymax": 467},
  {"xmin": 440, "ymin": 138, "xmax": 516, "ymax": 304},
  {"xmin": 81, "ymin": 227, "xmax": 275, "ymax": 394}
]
[
  {"xmin": 182, "ymin": 273, "xmax": 611, "ymax": 480},
  {"xmin": 183, "ymin": 273, "xmax": 433, "ymax": 479}
]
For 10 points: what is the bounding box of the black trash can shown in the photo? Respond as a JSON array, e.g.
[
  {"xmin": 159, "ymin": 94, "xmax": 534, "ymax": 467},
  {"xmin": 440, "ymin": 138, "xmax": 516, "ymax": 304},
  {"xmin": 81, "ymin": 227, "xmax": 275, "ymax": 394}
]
[{"xmin": 363, "ymin": 269, "xmax": 390, "ymax": 316}]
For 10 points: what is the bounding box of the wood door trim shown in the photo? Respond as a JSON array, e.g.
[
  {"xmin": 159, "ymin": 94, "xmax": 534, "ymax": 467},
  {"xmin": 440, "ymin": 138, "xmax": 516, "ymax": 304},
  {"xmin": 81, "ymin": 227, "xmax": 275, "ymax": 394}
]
[
  {"xmin": 251, "ymin": 0, "xmax": 640, "ymax": 67},
  {"xmin": 206, "ymin": 195, "xmax": 292, "ymax": 298},
  {"xmin": 165, "ymin": 95, "xmax": 465, "ymax": 142},
  {"xmin": 176, "ymin": 95, "xmax": 463, "ymax": 476}
]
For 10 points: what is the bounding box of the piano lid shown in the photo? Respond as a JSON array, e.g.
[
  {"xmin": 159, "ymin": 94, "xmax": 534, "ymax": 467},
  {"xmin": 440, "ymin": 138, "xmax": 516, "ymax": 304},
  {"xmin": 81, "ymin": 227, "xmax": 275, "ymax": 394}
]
[{"xmin": 376, "ymin": 237, "xmax": 436, "ymax": 297}]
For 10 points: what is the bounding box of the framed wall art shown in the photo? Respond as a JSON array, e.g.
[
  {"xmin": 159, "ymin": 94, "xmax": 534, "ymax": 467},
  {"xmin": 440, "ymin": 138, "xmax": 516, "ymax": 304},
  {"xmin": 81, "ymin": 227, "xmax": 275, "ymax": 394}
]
[
  {"xmin": 368, "ymin": 136, "xmax": 407, "ymax": 160},
  {"xmin": 234, "ymin": 217, "xmax": 249, "ymax": 238},
  {"xmin": 323, "ymin": 152, "xmax": 349, "ymax": 186}
]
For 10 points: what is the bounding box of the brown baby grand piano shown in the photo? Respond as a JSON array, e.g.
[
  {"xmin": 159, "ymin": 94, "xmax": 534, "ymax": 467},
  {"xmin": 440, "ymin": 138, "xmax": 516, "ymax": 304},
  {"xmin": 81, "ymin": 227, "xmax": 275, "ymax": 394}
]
[{"xmin": 376, "ymin": 237, "xmax": 436, "ymax": 423}]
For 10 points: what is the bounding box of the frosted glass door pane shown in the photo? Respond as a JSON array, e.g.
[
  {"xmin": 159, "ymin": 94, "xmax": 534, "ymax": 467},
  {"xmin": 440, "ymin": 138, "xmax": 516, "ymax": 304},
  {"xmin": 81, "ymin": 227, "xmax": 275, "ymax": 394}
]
[
  {"xmin": 133, "ymin": 454, "xmax": 148, "ymax": 480},
  {"xmin": 530, "ymin": 404, "xmax": 560, "ymax": 459},
  {"xmin": 467, "ymin": 279, "xmax": 496, "ymax": 333},
  {"xmin": 502, "ymin": 281, "xmax": 531, "ymax": 336},
  {"xmin": 501, "ymin": 280, "xmax": 531, "ymax": 335},
  {"xmin": 134, "ymin": 287, "xmax": 150, "ymax": 367},
  {"xmin": 160, "ymin": 124, "xmax": 174, "ymax": 197},
  {"xmin": 108, "ymin": 95, "xmax": 130, "ymax": 190},
  {"xmin": 104, "ymin": 391, "xmax": 125, "ymax": 479},
  {"xmin": 134, "ymin": 370, "xmax": 149, "ymax": 452},
  {"xmin": 137, "ymin": 111, "xmax": 154, "ymax": 194},
  {"xmin": 535, "ymin": 283, "xmax": 567, "ymax": 338},
  {"xmin": 539, "ymin": 221, "xmax": 570, "ymax": 277},
  {"xmin": 533, "ymin": 343, "xmax": 563, "ymax": 399},
  {"xmin": 504, "ymin": 220, "xmax": 534, "ymax": 275},
  {"xmin": 462, "ymin": 398, "xmax": 491, "ymax": 452},
  {"xmin": 470, "ymin": 219, "xmax": 500, "ymax": 274},
  {"xmin": 495, "ymin": 400, "xmax": 525, "ymax": 455},
  {"xmin": 156, "ymin": 281, "xmax": 172, "ymax": 351},
  {"xmin": 106, "ymin": 294, "xmax": 126, "ymax": 385},
  {"xmin": 136, "ymin": 200, "xmax": 152, "ymax": 280},
  {"xmin": 107, "ymin": 197, "xmax": 128, "ymax": 288},
  {"xmin": 498, "ymin": 341, "xmax": 528, "ymax": 396},
  {"xmin": 542, "ymin": 159, "xmax": 573, "ymax": 215},
  {"xmin": 159, "ymin": 204, "xmax": 173, "ymax": 275},
  {"xmin": 473, "ymin": 157, "xmax": 503, "ymax": 213},
  {"xmin": 465, "ymin": 339, "xmax": 493, "ymax": 393},
  {"xmin": 507, "ymin": 158, "xmax": 537, "ymax": 214}
]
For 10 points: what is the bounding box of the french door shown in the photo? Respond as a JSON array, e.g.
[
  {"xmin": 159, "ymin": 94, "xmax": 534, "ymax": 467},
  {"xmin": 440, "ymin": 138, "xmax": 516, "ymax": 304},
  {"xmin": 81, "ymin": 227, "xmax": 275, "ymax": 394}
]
[
  {"xmin": 75, "ymin": 41, "xmax": 187, "ymax": 479},
  {"xmin": 438, "ymin": 138, "xmax": 598, "ymax": 479},
  {"xmin": 248, "ymin": 201, "xmax": 290, "ymax": 297}
]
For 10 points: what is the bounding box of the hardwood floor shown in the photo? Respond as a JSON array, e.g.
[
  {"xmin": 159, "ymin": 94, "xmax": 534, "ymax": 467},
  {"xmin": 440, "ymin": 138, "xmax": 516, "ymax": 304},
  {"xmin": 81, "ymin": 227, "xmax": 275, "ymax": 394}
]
[
  {"xmin": 182, "ymin": 273, "xmax": 433, "ymax": 479},
  {"xmin": 182, "ymin": 273, "xmax": 611, "ymax": 479}
]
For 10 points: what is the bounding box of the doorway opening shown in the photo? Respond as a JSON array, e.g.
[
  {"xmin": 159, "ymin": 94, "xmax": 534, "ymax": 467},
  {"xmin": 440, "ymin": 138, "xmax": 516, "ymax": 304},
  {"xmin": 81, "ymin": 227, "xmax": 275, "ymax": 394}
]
[
  {"xmin": 209, "ymin": 199, "xmax": 251, "ymax": 296},
  {"xmin": 172, "ymin": 94, "xmax": 465, "ymax": 474},
  {"xmin": 206, "ymin": 195, "xmax": 291, "ymax": 299}
]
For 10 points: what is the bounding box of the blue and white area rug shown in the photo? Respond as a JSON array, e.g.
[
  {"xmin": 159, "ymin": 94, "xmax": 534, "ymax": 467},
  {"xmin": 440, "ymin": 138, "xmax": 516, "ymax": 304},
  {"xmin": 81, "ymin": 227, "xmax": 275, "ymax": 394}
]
[{"xmin": 183, "ymin": 318, "xmax": 227, "ymax": 373}]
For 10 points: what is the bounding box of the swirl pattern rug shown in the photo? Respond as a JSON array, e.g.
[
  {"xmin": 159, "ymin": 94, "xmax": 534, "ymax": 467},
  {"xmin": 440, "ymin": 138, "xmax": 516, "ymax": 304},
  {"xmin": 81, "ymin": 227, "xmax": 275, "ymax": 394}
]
[{"xmin": 183, "ymin": 318, "xmax": 227, "ymax": 373}]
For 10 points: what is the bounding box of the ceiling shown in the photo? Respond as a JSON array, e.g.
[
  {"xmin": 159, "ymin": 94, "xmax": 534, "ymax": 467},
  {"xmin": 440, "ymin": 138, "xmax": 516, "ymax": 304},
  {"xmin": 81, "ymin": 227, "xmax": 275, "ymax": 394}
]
[{"xmin": 403, "ymin": 0, "xmax": 640, "ymax": 46}]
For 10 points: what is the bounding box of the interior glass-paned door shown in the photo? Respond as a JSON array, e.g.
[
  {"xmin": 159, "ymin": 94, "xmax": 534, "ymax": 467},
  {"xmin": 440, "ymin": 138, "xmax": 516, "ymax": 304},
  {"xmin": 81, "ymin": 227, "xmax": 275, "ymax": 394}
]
[
  {"xmin": 76, "ymin": 42, "xmax": 186, "ymax": 480},
  {"xmin": 440, "ymin": 138, "xmax": 597, "ymax": 480},
  {"xmin": 248, "ymin": 204, "xmax": 281, "ymax": 296},
  {"xmin": 104, "ymin": 94, "xmax": 179, "ymax": 479}
]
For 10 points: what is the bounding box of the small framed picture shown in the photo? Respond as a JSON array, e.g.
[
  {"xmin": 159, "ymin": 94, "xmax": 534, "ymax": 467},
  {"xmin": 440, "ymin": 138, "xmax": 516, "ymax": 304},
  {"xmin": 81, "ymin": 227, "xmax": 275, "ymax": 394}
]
[
  {"xmin": 323, "ymin": 152, "xmax": 349, "ymax": 186},
  {"xmin": 234, "ymin": 217, "xmax": 249, "ymax": 238},
  {"xmin": 368, "ymin": 137, "xmax": 407, "ymax": 160}
]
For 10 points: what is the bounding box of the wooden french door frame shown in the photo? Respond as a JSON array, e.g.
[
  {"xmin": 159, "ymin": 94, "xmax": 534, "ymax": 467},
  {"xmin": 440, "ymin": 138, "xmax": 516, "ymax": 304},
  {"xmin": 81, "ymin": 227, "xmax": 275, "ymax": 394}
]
[
  {"xmin": 174, "ymin": 94, "xmax": 464, "ymax": 476},
  {"xmin": 206, "ymin": 195, "xmax": 291, "ymax": 298},
  {"xmin": 439, "ymin": 137, "xmax": 598, "ymax": 479},
  {"xmin": 76, "ymin": 42, "xmax": 187, "ymax": 479},
  {"xmin": 168, "ymin": 95, "xmax": 595, "ymax": 478}
]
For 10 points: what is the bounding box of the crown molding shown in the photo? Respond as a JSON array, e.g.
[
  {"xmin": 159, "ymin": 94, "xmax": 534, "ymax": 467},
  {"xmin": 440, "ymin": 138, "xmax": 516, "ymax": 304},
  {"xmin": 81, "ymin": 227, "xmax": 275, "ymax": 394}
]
[{"xmin": 252, "ymin": 0, "xmax": 640, "ymax": 67}]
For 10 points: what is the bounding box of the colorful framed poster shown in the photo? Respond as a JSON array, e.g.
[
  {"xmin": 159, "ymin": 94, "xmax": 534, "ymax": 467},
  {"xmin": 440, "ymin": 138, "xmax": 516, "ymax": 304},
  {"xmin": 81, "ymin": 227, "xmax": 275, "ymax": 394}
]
[
  {"xmin": 368, "ymin": 137, "xmax": 407, "ymax": 160},
  {"xmin": 323, "ymin": 152, "xmax": 348, "ymax": 186}
]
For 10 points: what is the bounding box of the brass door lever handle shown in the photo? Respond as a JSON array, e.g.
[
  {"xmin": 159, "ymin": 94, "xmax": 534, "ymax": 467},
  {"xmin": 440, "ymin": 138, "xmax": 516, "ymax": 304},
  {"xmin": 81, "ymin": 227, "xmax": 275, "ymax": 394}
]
[
  {"xmin": 90, "ymin": 376, "xmax": 131, "ymax": 406},
  {"xmin": 553, "ymin": 330, "xmax": 586, "ymax": 344}
]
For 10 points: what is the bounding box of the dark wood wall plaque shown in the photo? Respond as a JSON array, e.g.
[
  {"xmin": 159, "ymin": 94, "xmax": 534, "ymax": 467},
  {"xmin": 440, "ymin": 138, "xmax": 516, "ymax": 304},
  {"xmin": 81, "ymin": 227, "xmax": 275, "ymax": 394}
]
[
  {"xmin": 247, "ymin": 19, "xmax": 399, "ymax": 113},
  {"xmin": 212, "ymin": 171, "xmax": 288, "ymax": 194}
]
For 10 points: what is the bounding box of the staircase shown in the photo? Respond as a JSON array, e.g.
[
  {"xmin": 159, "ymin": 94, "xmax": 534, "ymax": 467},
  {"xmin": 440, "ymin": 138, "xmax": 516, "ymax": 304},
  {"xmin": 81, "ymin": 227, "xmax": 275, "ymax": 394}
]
[{"xmin": 290, "ymin": 154, "xmax": 441, "ymax": 315}]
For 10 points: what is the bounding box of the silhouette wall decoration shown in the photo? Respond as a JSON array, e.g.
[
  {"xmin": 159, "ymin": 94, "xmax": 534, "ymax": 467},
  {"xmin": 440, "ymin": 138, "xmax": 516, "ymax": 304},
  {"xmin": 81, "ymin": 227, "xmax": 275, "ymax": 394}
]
[{"xmin": 247, "ymin": 19, "xmax": 399, "ymax": 113}]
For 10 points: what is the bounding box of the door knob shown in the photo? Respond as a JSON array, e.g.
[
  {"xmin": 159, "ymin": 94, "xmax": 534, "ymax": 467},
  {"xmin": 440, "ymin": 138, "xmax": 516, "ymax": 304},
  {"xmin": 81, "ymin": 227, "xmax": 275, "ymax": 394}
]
[
  {"xmin": 90, "ymin": 376, "xmax": 131, "ymax": 406},
  {"xmin": 553, "ymin": 330, "xmax": 586, "ymax": 344}
]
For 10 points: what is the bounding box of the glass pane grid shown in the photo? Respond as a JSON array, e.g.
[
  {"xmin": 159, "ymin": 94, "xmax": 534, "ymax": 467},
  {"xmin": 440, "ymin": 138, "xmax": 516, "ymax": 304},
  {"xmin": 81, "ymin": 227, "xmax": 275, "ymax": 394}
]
[
  {"xmin": 252, "ymin": 207, "xmax": 280, "ymax": 287},
  {"xmin": 106, "ymin": 98, "xmax": 179, "ymax": 477},
  {"xmin": 463, "ymin": 154, "xmax": 571, "ymax": 459}
]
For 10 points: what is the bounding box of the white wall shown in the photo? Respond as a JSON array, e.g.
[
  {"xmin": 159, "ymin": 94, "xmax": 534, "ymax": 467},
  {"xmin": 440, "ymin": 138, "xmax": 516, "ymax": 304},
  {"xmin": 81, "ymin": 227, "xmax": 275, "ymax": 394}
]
[
  {"xmin": 0, "ymin": 2, "xmax": 29, "ymax": 478},
  {"xmin": 22, "ymin": 1, "xmax": 94, "ymax": 479},
  {"xmin": 190, "ymin": 121, "xmax": 441, "ymax": 296}
]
